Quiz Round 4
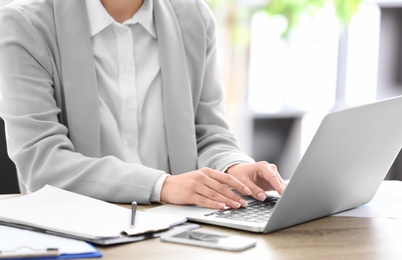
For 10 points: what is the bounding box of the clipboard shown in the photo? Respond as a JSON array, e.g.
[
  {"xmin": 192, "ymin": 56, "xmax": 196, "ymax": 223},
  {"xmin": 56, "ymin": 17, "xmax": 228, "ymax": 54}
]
[
  {"xmin": 0, "ymin": 247, "xmax": 59, "ymax": 259},
  {"xmin": 0, "ymin": 225, "xmax": 101, "ymax": 259},
  {"xmin": 0, "ymin": 247, "xmax": 101, "ymax": 260},
  {"xmin": 0, "ymin": 186, "xmax": 187, "ymax": 245}
]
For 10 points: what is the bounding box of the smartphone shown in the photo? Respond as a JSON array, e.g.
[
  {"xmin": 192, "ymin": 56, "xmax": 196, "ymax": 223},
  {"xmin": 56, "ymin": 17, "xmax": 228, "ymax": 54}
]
[{"xmin": 160, "ymin": 228, "xmax": 257, "ymax": 251}]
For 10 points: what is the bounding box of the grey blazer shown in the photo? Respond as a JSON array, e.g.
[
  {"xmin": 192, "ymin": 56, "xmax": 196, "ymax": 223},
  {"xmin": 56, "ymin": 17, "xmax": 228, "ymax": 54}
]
[{"xmin": 0, "ymin": 0, "xmax": 254, "ymax": 203}]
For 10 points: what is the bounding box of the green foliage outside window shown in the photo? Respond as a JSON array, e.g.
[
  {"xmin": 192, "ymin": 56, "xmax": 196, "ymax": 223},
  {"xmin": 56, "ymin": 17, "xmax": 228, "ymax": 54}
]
[{"xmin": 205, "ymin": 0, "xmax": 364, "ymax": 38}]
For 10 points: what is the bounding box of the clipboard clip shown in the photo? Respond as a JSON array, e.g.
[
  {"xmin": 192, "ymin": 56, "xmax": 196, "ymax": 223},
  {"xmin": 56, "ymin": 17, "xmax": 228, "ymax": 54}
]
[
  {"xmin": 122, "ymin": 224, "xmax": 170, "ymax": 236},
  {"xmin": 0, "ymin": 246, "xmax": 59, "ymax": 259},
  {"xmin": 121, "ymin": 201, "xmax": 170, "ymax": 236}
]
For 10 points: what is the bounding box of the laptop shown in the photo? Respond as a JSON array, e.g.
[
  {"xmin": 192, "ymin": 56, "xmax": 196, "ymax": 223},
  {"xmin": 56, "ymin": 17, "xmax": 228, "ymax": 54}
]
[{"xmin": 147, "ymin": 96, "xmax": 402, "ymax": 233}]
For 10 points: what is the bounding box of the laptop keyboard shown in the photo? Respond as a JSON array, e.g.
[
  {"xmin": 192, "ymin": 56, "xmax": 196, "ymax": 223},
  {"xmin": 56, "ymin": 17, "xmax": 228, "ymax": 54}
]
[{"xmin": 204, "ymin": 197, "xmax": 278, "ymax": 223}]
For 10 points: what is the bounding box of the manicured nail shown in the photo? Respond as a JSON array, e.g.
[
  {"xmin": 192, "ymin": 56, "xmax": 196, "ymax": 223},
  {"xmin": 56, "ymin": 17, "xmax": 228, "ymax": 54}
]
[
  {"xmin": 257, "ymin": 192, "xmax": 266, "ymax": 201},
  {"xmin": 240, "ymin": 199, "xmax": 248, "ymax": 207},
  {"xmin": 218, "ymin": 203, "xmax": 226, "ymax": 209},
  {"xmin": 244, "ymin": 187, "xmax": 252, "ymax": 195},
  {"xmin": 232, "ymin": 201, "xmax": 241, "ymax": 208}
]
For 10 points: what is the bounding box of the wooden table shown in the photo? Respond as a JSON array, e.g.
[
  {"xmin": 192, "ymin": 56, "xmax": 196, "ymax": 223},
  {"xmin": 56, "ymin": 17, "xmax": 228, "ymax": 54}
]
[
  {"xmin": 2, "ymin": 195, "xmax": 402, "ymax": 259},
  {"xmin": 96, "ymin": 205, "xmax": 402, "ymax": 260}
]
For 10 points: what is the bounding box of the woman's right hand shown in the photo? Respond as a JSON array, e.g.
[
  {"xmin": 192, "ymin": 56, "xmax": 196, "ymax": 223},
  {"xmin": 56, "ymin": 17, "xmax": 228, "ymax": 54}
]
[{"xmin": 160, "ymin": 167, "xmax": 252, "ymax": 209}]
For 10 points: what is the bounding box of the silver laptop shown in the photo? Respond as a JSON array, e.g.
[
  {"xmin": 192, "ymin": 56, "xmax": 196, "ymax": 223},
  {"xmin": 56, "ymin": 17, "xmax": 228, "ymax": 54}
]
[{"xmin": 147, "ymin": 96, "xmax": 402, "ymax": 233}]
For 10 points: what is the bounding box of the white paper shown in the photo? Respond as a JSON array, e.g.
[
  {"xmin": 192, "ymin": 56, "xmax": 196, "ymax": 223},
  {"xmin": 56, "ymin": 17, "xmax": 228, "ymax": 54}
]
[
  {"xmin": 0, "ymin": 185, "xmax": 186, "ymax": 240},
  {"xmin": 334, "ymin": 181, "xmax": 402, "ymax": 218}
]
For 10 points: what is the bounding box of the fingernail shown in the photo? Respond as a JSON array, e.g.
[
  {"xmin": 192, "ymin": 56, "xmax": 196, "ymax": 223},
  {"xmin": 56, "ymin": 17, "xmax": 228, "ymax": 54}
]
[
  {"xmin": 244, "ymin": 187, "xmax": 252, "ymax": 195},
  {"xmin": 232, "ymin": 201, "xmax": 241, "ymax": 208},
  {"xmin": 257, "ymin": 192, "xmax": 266, "ymax": 201},
  {"xmin": 218, "ymin": 203, "xmax": 226, "ymax": 209},
  {"xmin": 240, "ymin": 199, "xmax": 248, "ymax": 207}
]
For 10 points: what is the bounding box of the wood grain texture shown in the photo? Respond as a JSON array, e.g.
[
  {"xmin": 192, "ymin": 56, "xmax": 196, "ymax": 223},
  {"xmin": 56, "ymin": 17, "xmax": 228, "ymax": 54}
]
[{"xmin": 97, "ymin": 205, "xmax": 402, "ymax": 260}]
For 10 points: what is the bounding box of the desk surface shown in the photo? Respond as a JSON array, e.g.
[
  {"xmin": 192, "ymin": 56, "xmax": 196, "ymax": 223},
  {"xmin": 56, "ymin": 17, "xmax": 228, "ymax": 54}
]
[
  {"xmin": 2, "ymin": 195, "xmax": 402, "ymax": 260},
  {"xmin": 95, "ymin": 205, "xmax": 402, "ymax": 260}
]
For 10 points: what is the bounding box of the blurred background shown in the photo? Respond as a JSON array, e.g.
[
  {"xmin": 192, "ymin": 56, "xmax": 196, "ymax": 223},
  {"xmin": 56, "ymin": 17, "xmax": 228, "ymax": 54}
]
[
  {"xmin": 1, "ymin": 0, "xmax": 402, "ymax": 194},
  {"xmin": 205, "ymin": 0, "xmax": 402, "ymax": 180}
]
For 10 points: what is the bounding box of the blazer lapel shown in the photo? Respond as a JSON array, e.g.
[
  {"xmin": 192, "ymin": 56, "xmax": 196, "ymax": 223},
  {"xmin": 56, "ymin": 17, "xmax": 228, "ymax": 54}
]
[
  {"xmin": 53, "ymin": 0, "xmax": 100, "ymax": 157},
  {"xmin": 154, "ymin": 0, "xmax": 198, "ymax": 174},
  {"xmin": 52, "ymin": 0, "xmax": 198, "ymax": 169}
]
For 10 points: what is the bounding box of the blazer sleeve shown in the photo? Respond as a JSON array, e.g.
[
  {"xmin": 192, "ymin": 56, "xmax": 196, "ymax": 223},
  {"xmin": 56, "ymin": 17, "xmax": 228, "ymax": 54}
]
[
  {"xmin": 193, "ymin": 0, "xmax": 255, "ymax": 170},
  {"xmin": 0, "ymin": 5, "xmax": 165, "ymax": 204}
]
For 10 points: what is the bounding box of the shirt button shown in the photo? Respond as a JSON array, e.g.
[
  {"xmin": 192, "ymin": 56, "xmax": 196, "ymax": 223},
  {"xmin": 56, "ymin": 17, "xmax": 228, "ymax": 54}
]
[
  {"xmin": 125, "ymin": 136, "xmax": 137, "ymax": 148},
  {"xmin": 122, "ymin": 65, "xmax": 134, "ymax": 73},
  {"xmin": 127, "ymin": 103, "xmax": 135, "ymax": 111}
]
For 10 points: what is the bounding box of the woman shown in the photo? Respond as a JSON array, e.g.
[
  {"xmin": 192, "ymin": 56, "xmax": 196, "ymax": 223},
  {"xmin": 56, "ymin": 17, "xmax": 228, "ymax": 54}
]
[{"xmin": 0, "ymin": 0, "xmax": 286, "ymax": 208}]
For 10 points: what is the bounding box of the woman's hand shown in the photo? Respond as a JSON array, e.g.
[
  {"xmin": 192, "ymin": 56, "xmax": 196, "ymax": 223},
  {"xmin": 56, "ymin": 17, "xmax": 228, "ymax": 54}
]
[
  {"xmin": 160, "ymin": 167, "xmax": 252, "ymax": 209},
  {"xmin": 226, "ymin": 161, "xmax": 287, "ymax": 201}
]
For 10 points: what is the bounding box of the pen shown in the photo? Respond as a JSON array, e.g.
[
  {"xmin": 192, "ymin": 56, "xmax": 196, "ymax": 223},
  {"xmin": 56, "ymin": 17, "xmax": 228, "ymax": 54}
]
[
  {"xmin": 122, "ymin": 201, "xmax": 171, "ymax": 236},
  {"xmin": 130, "ymin": 201, "xmax": 137, "ymax": 228}
]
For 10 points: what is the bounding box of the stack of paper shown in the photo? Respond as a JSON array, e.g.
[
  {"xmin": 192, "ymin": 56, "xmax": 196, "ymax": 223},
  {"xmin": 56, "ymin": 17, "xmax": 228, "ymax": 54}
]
[{"xmin": 0, "ymin": 185, "xmax": 187, "ymax": 245}]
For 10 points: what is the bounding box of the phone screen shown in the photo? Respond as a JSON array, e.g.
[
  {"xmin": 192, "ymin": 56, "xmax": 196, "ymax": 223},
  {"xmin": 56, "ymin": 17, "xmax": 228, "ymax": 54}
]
[
  {"xmin": 174, "ymin": 230, "xmax": 226, "ymax": 241},
  {"xmin": 161, "ymin": 229, "xmax": 257, "ymax": 251}
]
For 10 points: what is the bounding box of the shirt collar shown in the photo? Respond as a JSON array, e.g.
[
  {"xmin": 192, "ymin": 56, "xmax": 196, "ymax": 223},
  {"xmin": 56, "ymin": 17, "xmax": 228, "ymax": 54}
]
[{"xmin": 85, "ymin": 0, "xmax": 156, "ymax": 38}]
